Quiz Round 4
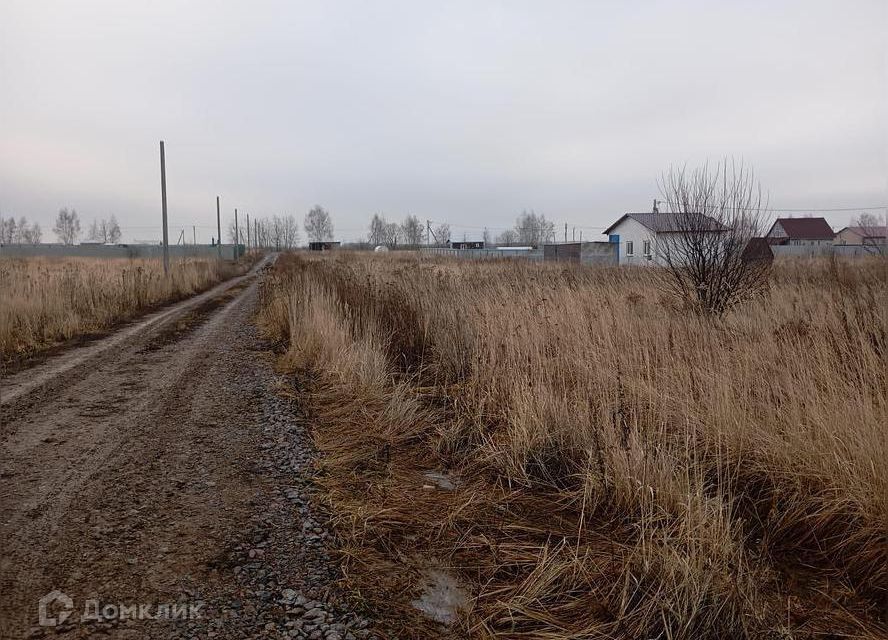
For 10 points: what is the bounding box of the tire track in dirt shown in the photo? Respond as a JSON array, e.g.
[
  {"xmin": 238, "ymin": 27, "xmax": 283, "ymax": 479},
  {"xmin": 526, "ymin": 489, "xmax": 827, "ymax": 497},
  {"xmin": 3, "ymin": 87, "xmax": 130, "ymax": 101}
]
[{"xmin": 0, "ymin": 256, "xmax": 377, "ymax": 639}]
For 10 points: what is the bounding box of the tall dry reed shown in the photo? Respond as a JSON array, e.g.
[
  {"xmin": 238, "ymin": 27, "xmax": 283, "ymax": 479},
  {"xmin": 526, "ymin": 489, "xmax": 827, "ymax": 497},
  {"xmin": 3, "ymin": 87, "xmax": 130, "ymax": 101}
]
[
  {"xmin": 260, "ymin": 253, "xmax": 887, "ymax": 639},
  {"xmin": 1, "ymin": 256, "xmax": 245, "ymax": 365}
]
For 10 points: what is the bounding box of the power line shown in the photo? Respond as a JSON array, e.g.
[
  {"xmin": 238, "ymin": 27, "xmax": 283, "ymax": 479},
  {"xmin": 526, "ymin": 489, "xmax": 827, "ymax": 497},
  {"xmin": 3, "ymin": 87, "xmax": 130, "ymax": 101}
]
[
  {"xmin": 663, "ymin": 204, "xmax": 887, "ymax": 213},
  {"xmin": 766, "ymin": 206, "xmax": 887, "ymax": 212}
]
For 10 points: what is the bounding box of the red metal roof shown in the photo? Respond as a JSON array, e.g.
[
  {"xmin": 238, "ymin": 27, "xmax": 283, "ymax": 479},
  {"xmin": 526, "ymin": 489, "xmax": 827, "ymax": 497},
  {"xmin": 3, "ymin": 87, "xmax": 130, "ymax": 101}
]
[{"xmin": 769, "ymin": 217, "xmax": 834, "ymax": 240}]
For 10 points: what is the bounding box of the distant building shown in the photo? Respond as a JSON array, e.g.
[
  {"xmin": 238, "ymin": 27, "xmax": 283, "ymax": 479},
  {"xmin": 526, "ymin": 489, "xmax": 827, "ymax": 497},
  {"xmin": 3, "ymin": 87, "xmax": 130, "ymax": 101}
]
[
  {"xmin": 450, "ymin": 241, "xmax": 485, "ymax": 250},
  {"xmin": 834, "ymin": 225, "xmax": 887, "ymax": 246},
  {"xmin": 602, "ymin": 212, "xmax": 726, "ymax": 266},
  {"xmin": 741, "ymin": 237, "xmax": 775, "ymax": 263},
  {"xmin": 308, "ymin": 241, "xmax": 340, "ymax": 251},
  {"xmin": 765, "ymin": 218, "xmax": 834, "ymax": 246},
  {"xmin": 543, "ymin": 242, "xmax": 617, "ymax": 265}
]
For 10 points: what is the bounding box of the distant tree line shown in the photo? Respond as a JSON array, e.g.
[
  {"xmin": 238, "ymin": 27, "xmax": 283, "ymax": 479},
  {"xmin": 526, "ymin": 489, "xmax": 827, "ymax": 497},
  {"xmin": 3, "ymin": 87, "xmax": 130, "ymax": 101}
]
[
  {"xmin": 230, "ymin": 214, "xmax": 301, "ymax": 250},
  {"xmin": 364, "ymin": 214, "xmax": 448, "ymax": 248},
  {"xmin": 496, "ymin": 210, "xmax": 555, "ymax": 246},
  {"xmin": 0, "ymin": 215, "xmax": 42, "ymax": 245}
]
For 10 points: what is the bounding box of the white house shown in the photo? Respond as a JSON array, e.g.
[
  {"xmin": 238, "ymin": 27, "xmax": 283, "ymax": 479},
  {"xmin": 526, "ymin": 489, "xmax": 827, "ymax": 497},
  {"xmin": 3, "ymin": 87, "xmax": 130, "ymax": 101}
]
[{"xmin": 602, "ymin": 212, "xmax": 726, "ymax": 266}]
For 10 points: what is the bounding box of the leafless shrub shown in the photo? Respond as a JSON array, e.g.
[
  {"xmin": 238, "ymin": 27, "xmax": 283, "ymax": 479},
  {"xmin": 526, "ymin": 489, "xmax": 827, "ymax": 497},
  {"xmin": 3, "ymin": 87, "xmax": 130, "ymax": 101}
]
[{"xmin": 657, "ymin": 159, "xmax": 771, "ymax": 314}]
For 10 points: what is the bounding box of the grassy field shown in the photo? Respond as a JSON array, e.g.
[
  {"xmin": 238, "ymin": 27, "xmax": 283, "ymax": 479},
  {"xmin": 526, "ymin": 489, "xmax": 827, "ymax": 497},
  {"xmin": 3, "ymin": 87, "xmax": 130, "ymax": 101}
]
[
  {"xmin": 0, "ymin": 256, "xmax": 248, "ymax": 367},
  {"xmin": 260, "ymin": 252, "xmax": 887, "ymax": 639}
]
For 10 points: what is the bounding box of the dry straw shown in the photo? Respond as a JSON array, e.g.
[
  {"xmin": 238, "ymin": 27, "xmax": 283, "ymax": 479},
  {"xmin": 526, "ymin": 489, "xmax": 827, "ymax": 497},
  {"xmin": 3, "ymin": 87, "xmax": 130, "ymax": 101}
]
[
  {"xmin": 259, "ymin": 252, "xmax": 887, "ymax": 639},
  {"xmin": 0, "ymin": 256, "xmax": 245, "ymax": 365}
]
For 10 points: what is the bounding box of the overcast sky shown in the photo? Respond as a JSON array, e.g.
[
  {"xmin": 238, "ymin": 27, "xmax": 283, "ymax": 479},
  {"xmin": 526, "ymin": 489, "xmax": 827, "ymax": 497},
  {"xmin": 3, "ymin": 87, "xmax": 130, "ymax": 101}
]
[{"xmin": 1, "ymin": 0, "xmax": 885, "ymax": 243}]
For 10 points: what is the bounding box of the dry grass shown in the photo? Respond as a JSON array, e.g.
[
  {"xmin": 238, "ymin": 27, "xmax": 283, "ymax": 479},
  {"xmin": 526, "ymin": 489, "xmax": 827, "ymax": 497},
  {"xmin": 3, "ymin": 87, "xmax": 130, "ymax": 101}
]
[
  {"xmin": 259, "ymin": 252, "xmax": 887, "ymax": 639},
  {"xmin": 0, "ymin": 256, "xmax": 249, "ymax": 366}
]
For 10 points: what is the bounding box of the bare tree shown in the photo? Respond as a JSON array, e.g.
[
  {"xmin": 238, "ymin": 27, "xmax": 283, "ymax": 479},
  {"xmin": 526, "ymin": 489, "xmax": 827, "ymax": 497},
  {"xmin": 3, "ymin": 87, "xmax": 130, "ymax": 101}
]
[
  {"xmin": 657, "ymin": 159, "xmax": 771, "ymax": 315},
  {"xmin": 368, "ymin": 214, "xmax": 388, "ymax": 246},
  {"xmin": 383, "ymin": 221, "xmax": 400, "ymax": 247},
  {"xmin": 13, "ymin": 216, "xmax": 28, "ymax": 244},
  {"xmin": 53, "ymin": 208, "xmax": 81, "ymax": 245},
  {"xmin": 0, "ymin": 216, "xmax": 15, "ymax": 244},
  {"xmin": 851, "ymin": 212, "xmax": 886, "ymax": 255},
  {"xmin": 496, "ymin": 229, "xmax": 518, "ymax": 246},
  {"xmin": 282, "ymin": 214, "xmax": 300, "ymax": 249},
  {"xmin": 107, "ymin": 215, "xmax": 121, "ymax": 244},
  {"xmin": 432, "ymin": 223, "xmax": 450, "ymax": 245},
  {"xmin": 87, "ymin": 219, "xmax": 101, "ymax": 242},
  {"xmin": 26, "ymin": 222, "xmax": 43, "ymax": 244},
  {"xmin": 304, "ymin": 205, "xmax": 333, "ymax": 243},
  {"xmin": 86, "ymin": 216, "xmax": 120, "ymax": 243},
  {"xmin": 514, "ymin": 209, "xmax": 554, "ymax": 246},
  {"xmin": 401, "ymin": 214, "xmax": 423, "ymax": 247}
]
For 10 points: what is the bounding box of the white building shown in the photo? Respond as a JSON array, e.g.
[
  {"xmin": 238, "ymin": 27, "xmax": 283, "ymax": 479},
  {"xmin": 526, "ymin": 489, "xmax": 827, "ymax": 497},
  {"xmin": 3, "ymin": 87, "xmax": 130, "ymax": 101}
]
[{"xmin": 602, "ymin": 212, "xmax": 725, "ymax": 266}]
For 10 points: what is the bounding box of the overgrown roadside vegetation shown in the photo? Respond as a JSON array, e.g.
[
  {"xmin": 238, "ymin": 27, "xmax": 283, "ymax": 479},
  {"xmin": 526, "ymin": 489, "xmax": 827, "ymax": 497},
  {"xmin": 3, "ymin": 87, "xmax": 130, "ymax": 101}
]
[
  {"xmin": 0, "ymin": 255, "xmax": 255, "ymax": 368},
  {"xmin": 259, "ymin": 252, "xmax": 887, "ymax": 639}
]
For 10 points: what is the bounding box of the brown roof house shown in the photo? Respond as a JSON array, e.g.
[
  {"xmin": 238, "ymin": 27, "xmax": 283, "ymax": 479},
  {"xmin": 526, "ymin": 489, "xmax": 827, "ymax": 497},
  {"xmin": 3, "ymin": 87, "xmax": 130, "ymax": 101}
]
[{"xmin": 765, "ymin": 217, "xmax": 834, "ymax": 247}]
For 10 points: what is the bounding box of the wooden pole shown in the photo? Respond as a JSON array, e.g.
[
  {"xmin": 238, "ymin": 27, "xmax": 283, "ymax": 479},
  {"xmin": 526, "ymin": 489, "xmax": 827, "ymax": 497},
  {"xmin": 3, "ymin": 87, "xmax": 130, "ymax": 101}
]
[
  {"xmin": 160, "ymin": 141, "xmax": 169, "ymax": 275},
  {"xmin": 216, "ymin": 196, "xmax": 222, "ymax": 258},
  {"xmin": 234, "ymin": 208, "xmax": 239, "ymax": 259}
]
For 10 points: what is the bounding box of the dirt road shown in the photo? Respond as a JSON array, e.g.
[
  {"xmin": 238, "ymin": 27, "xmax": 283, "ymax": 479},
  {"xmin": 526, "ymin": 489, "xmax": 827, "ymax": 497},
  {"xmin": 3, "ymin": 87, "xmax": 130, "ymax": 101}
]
[{"xmin": 0, "ymin": 259, "xmax": 374, "ymax": 639}]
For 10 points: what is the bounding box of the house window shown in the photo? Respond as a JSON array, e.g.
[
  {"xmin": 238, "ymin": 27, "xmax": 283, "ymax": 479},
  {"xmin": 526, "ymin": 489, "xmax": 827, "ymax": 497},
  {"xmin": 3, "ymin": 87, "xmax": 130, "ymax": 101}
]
[
  {"xmin": 626, "ymin": 241, "xmax": 634, "ymax": 256},
  {"xmin": 643, "ymin": 240, "xmax": 651, "ymax": 258}
]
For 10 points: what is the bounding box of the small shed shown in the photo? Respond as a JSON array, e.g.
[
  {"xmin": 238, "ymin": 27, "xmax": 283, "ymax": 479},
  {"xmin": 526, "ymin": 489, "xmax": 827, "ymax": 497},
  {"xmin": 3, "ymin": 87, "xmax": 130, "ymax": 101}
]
[{"xmin": 308, "ymin": 241, "xmax": 340, "ymax": 251}]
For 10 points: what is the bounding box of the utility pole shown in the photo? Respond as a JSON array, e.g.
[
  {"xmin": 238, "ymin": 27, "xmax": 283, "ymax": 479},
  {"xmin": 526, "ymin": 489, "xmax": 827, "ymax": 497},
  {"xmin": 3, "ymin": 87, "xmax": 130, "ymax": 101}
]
[
  {"xmin": 246, "ymin": 213, "xmax": 251, "ymax": 253},
  {"xmin": 193, "ymin": 225, "xmax": 196, "ymax": 245},
  {"xmin": 216, "ymin": 196, "xmax": 222, "ymax": 258},
  {"xmin": 426, "ymin": 220, "xmax": 431, "ymax": 246},
  {"xmin": 564, "ymin": 223, "xmax": 568, "ymax": 243},
  {"xmin": 159, "ymin": 141, "xmax": 169, "ymax": 276},
  {"xmin": 234, "ymin": 208, "xmax": 239, "ymax": 259}
]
